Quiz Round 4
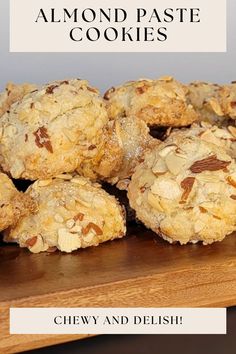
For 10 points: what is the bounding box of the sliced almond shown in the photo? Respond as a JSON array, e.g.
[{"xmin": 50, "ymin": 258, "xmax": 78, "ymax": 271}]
[
  {"xmin": 209, "ymin": 98, "xmax": 224, "ymax": 116},
  {"xmin": 180, "ymin": 177, "xmax": 195, "ymax": 203},
  {"xmin": 74, "ymin": 213, "xmax": 84, "ymax": 222},
  {"xmin": 165, "ymin": 153, "xmax": 187, "ymax": 175},
  {"xmin": 228, "ymin": 126, "xmax": 236, "ymax": 138},
  {"xmin": 71, "ymin": 177, "xmax": 88, "ymax": 186},
  {"xmin": 200, "ymin": 130, "xmax": 221, "ymax": 146},
  {"xmin": 56, "ymin": 174, "xmax": 73, "ymax": 180},
  {"xmin": 152, "ymin": 158, "xmax": 167, "ymax": 175},
  {"xmin": 151, "ymin": 179, "xmax": 181, "ymax": 200},
  {"xmin": 38, "ymin": 179, "xmax": 53, "ymax": 187},
  {"xmin": 25, "ymin": 236, "xmax": 38, "ymax": 247},
  {"xmin": 33, "ymin": 126, "xmax": 53, "ymax": 153},
  {"xmin": 196, "ymin": 174, "xmax": 221, "ymax": 183},
  {"xmin": 190, "ymin": 155, "xmax": 231, "ymax": 173},
  {"xmin": 158, "ymin": 145, "xmax": 176, "ymax": 158},
  {"xmin": 147, "ymin": 192, "xmax": 164, "ymax": 212},
  {"xmin": 227, "ymin": 175, "xmax": 236, "ymax": 188},
  {"xmin": 28, "ymin": 235, "xmax": 48, "ymax": 254},
  {"xmin": 58, "ymin": 228, "xmax": 81, "ymax": 252},
  {"xmin": 82, "ymin": 222, "xmax": 103, "ymax": 236},
  {"xmin": 75, "ymin": 198, "xmax": 91, "ymax": 208},
  {"xmin": 199, "ymin": 206, "xmax": 208, "ymax": 213}
]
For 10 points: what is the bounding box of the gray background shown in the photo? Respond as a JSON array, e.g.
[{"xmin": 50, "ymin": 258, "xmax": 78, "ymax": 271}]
[{"xmin": 0, "ymin": 0, "xmax": 235, "ymax": 93}]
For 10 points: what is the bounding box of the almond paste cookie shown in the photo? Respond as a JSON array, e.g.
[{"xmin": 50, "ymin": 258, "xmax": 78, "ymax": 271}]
[
  {"xmin": 5, "ymin": 175, "xmax": 126, "ymax": 253},
  {"xmin": 0, "ymin": 79, "xmax": 109, "ymax": 180},
  {"xmin": 188, "ymin": 81, "xmax": 236, "ymax": 124},
  {"xmin": 128, "ymin": 133, "xmax": 236, "ymax": 245},
  {"xmin": 0, "ymin": 172, "xmax": 35, "ymax": 231},
  {"xmin": 104, "ymin": 76, "xmax": 198, "ymax": 127}
]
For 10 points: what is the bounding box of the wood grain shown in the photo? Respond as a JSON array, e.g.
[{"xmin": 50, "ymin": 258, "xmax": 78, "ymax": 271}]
[{"xmin": 1, "ymin": 226, "xmax": 236, "ymax": 353}]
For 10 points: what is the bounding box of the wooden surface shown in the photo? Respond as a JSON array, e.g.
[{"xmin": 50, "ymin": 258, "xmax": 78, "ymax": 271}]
[{"xmin": 1, "ymin": 226, "xmax": 236, "ymax": 353}]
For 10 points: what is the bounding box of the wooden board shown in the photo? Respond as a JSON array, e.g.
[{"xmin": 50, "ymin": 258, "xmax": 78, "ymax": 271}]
[{"xmin": 1, "ymin": 226, "xmax": 236, "ymax": 353}]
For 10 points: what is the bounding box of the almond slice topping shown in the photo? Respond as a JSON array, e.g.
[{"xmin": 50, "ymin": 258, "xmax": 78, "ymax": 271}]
[
  {"xmin": 228, "ymin": 126, "xmax": 236, "ymax": 138},
  {"xmin": 33, "ymin": 126, "xmax": 53, "ymax": 153},
  {"xmin": 74, "ymin": 213, "xmax": 84, "ymax": 222},
  {"xmin": 190, "ymin": 155, "xmax": 230, "ymax": 173},
  {"xmin": 82, "ymin": 222, "xmax": 103, "ymax": 236},
  {"xmin": 135, "ymin": 84, "xmax": 149, "ymax": 95},
  {"xmin": 180, "ymin": 177, "xmax": 195, "ymax": 203},
  {"xmin": 25, "ymin": 236, "xmax": 38, "ymax": 247},
  {"xmin": 227, "ymin": 176, "xmax": 236, "ymax": 188},
  {"xmin": 199, "ymin": 206, "xmax": 208, "ymax": 213}
]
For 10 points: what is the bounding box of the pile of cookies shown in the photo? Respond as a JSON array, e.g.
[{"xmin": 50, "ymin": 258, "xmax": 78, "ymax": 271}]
[{"xmin": 0, "ymin": 76, "xmax": 236, "ymax": 253}]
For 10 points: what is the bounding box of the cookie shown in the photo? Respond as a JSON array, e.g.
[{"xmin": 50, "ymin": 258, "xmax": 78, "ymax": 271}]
[
  {"xmin": 0, "ymin": 79, "xmax": 109, "ymax": 180},
  {"xmin": 188, "ymin": 81, "xmax": 236, "ymax": 124},
  {"xmin": 128, "ymin": 133, "xmax": 236, "ymax": 245},
  {"xmin": 5, "ymin": 175, "xmax": 126, "ymax": 253},
  {"xmin": 0, "ymin": 172, "xmax": 35, "ymax": 231},
  {"xmin": 104, "ymin": 76, "xmax": 198, "ymax": 127}
]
